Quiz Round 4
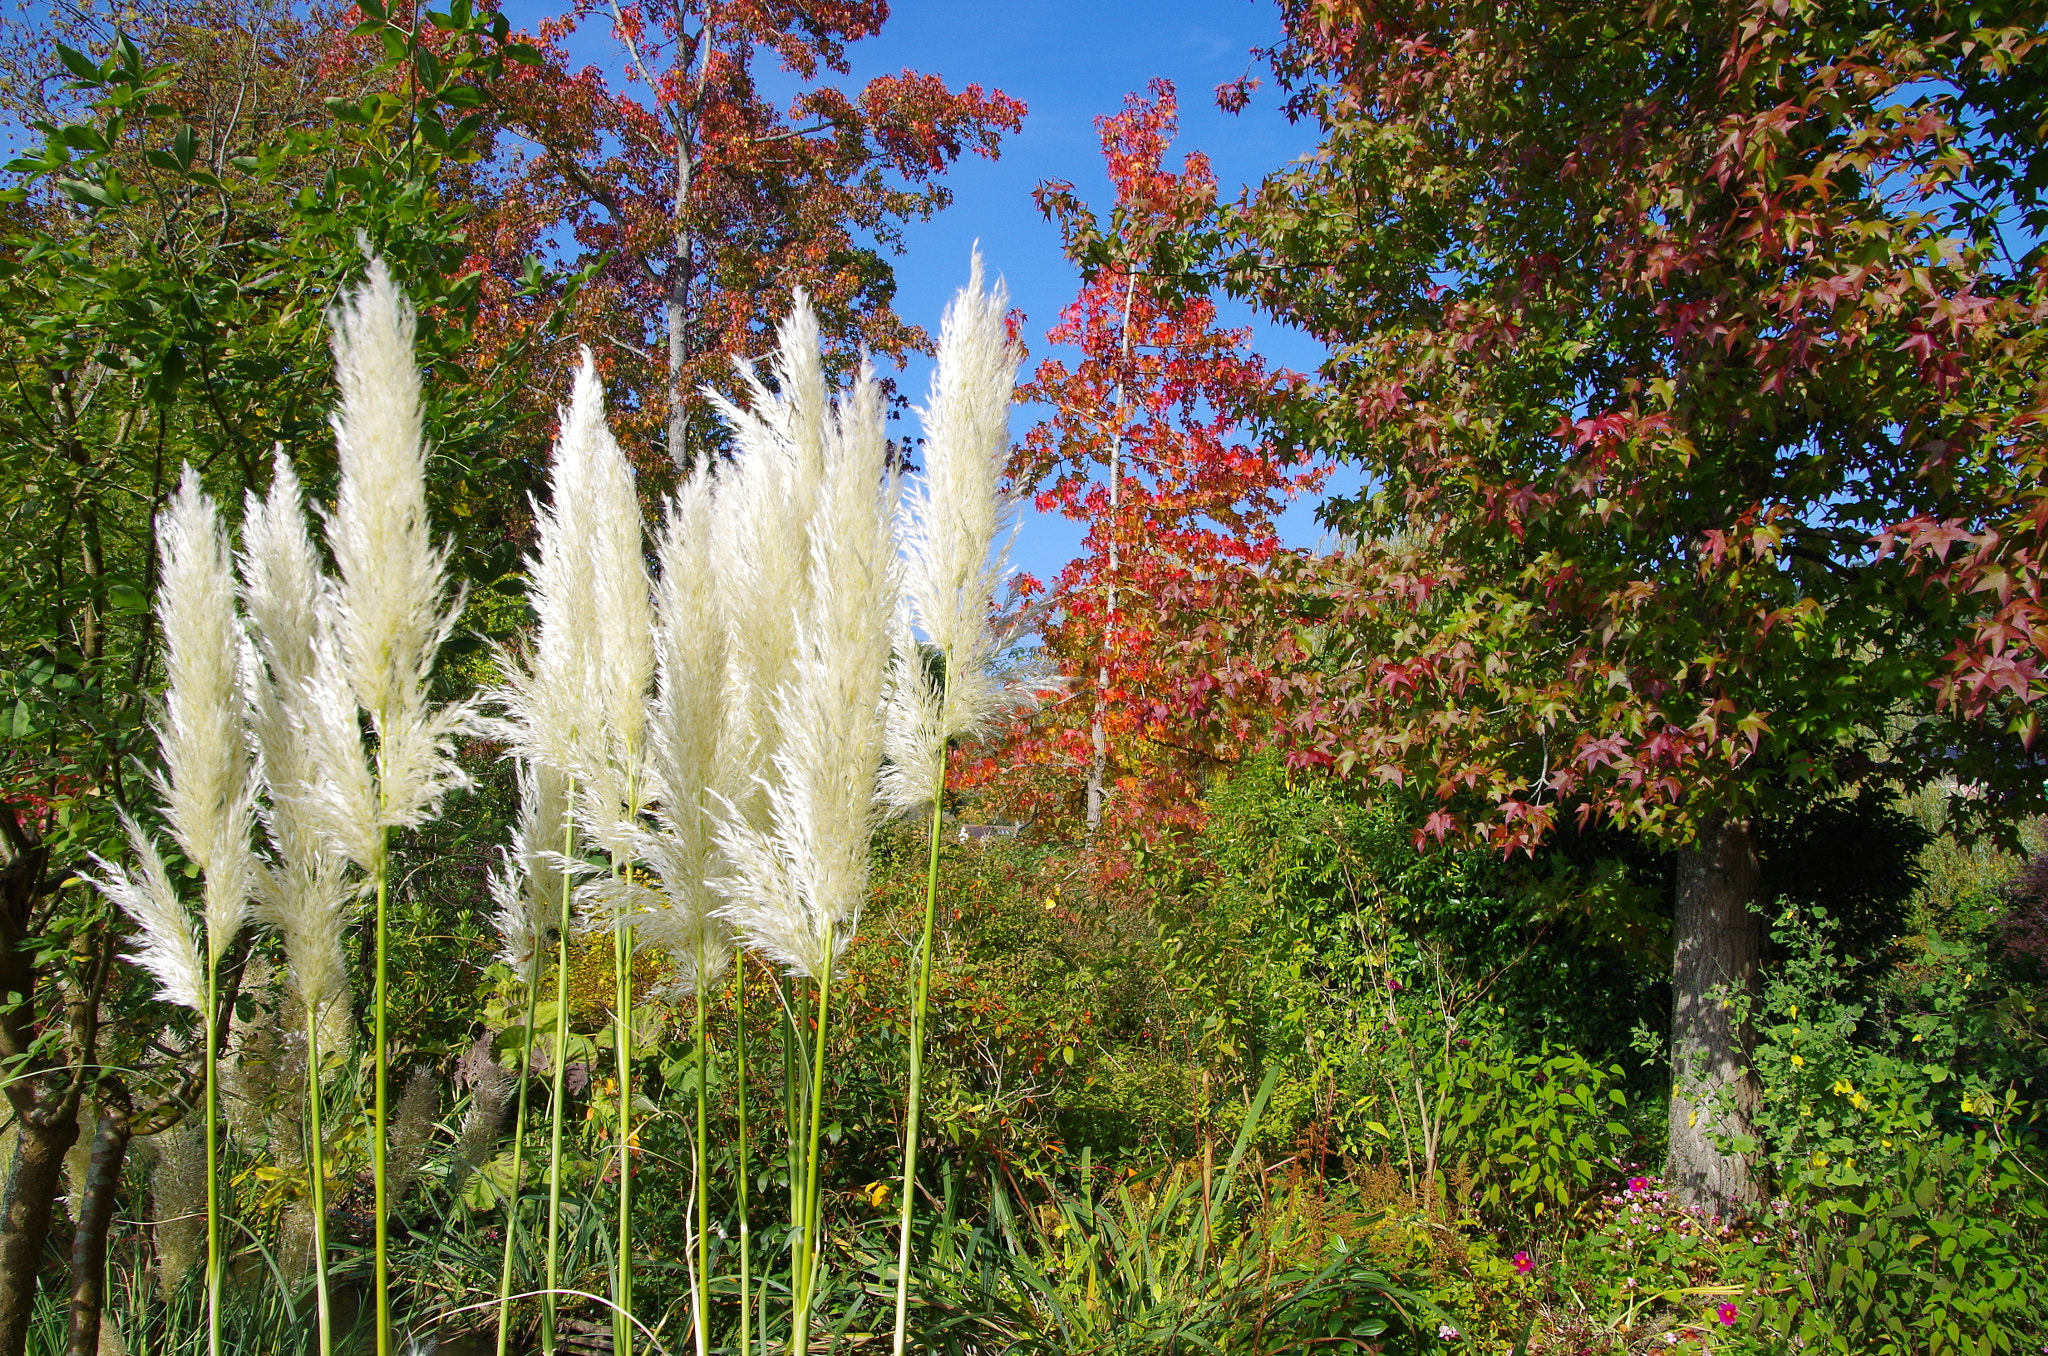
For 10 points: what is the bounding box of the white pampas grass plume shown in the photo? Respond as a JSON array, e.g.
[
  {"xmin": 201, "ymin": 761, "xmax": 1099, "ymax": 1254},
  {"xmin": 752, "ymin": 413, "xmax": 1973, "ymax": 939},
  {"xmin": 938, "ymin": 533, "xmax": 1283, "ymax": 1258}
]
[
  {"xmin": 572, "ymin": 357, "xmax": 655, "ymax": 862},
  {"xmin": 605, "ymin": 470, "xmax": 734, "ymax": 994},
  {"xmin": 714, "ymin": 325, "xmax": 899, "ymax": 979},
  {"xmin": 322, "ymin": 259, "xmax": 472, "ymax": 844},
  {"xmin": 385, "ymin": 1066, "xmax": 440, "ymax": 1204},
  {"xmin": 704, "ymin": 299, "xmax": 830, "ymax": 832},
  {"xmin": 241, "ymin": 455, "xmax": 357, "ymax": 1021},
  {"xmin": 883, "ymin": 254, "xmax": 1025, "ymax": 812},
  {"xmin": 157, "ymin": 470, "xmax": 259, "ymax": 955},
  {"xmin": 88, "ymin": 816, "xmax": 207, "ymax": 1013},
  {"xmin": 88, "ymin": 470, "xmax": 257, "ymax": 1006},
  {"xmin": 488, "ymin": 759, "xmax": 572, "ymax": 971},
  {"xmin": 496, "ymin": 352, "xmax": 654, "ymax": 865}
]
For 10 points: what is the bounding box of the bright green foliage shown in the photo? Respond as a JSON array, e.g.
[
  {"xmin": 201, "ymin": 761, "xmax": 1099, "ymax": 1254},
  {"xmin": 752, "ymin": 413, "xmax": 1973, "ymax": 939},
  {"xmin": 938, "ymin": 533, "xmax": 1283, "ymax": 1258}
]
[
  {"xmin": 1438, "ymin": 1047, "xmax": 1631, "ymax": 1234},
  {"xmin": 1770, "ymin": 1132, "xmax": 2047, "ymax": 1355}
]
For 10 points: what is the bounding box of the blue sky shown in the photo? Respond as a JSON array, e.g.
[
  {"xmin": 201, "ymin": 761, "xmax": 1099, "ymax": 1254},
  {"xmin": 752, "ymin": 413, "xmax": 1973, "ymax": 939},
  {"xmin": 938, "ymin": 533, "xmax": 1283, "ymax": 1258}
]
[{"xmin": 500, "ymin": 0, "xmax": 1345, "ymax": 585}]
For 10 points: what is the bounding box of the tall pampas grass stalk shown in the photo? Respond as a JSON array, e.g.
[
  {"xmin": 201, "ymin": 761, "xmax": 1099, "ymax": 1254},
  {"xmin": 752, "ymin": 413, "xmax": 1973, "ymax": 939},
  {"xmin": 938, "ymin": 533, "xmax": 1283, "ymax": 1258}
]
[
  {"xmin": 576, "ymin": 370, "xmax": 655, "ymax": 1356},
  {"xmin": 630, "ymin": 468, "xmax": 735, "ymax": 1356},
  {"xmin": 582, "ymin": 464, "xmax": 745, "ymax": 1356},
  {"xmin": 712, "ymin": 302, "xmax": 900, "ymax": 1356},
  {"xmin": 318, "ymin": 261, "xmax": 474, "ymax": 1356},
  {"xmin": 86, "ymin": 469, "xmax": 258, "ymax": 1356},
  {"xmin": 240, "ymin": 453, "xmax": 358, "ymax": 1356},
  {"xmin": 703, "ymin": 302, "xmax": 828, "ymax": 1351},
  {"xmin": 486, "ymin": 759, "xmax": 570, "ymax": 1356},
  {"xmin": 881, "ymin": 255, "xmax": 1024, "ymax": 1356},
  {"xmin": 497, "ymin": 352, "xmax": 653, "ymax": 1355}
]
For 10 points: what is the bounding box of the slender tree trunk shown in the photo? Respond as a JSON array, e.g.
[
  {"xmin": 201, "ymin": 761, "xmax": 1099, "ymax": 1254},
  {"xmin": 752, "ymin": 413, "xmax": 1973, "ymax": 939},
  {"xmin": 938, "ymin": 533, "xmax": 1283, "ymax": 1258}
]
[
  {"xmin": 0, "ymin": 1114, "xmax": 82, "ymax": 1356},
  {"xmin": 666, "ymin": 133, "xmax": 694, "ymax": 470},
  {"xmin": 0, "ymin": 808, "xmax": 64, "ymax": 1356},
  {"xmin": 66, "ymin": 1113, "xmax": 132, "ymax": 1356},
  {"xmin": 1084, "ymin": 272, "xmax": 1139, "ymax": 834},
  {"xmin": 1666, "ymin": 814, "xmax": 1763, "ymax": 1212}
]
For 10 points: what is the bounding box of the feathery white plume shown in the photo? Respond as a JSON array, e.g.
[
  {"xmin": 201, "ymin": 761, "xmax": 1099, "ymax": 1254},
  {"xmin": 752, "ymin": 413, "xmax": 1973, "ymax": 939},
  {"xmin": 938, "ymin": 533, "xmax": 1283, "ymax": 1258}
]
[
  {"xmin": 488, "ymin": 759, "xmax": 572, "ymax": 971},
  {"xmin": 322, "ymin": 259, "xmax": 472, "ymax": 846},
  {"xmin": 713, "ymin": 313, "xmax": 899, "ymax": 979},
  {"xmin": 883, "ymin": 254, "xmax": 1025, "ymax": 812},
  {"xmin": 614, "ymin": 469, "xmax": 735, "ymax": 994},
  {"xmin": 158, "ymin": 470, "xmax": 260, "ymax": 952},
  {"xmin": 88, "ymin": 816, "xmax": 207, "ymax": 1013},
  {"xmin": 241, "ymin": 454, "xmax": 358, "ymax": 1021},
  {"xmin": 497, "ymin": 352, "xmax": 654, "ymax": 868},
  {"xmin": 88, "ymin": 469, "xmax": 258, "ymax": 1005},
  {"xmin": 705, "ymin": 299, "xmax": 830, "ymax": 833},
  {"xmin": 572, "ymin": 358, "xmax": 655, "ymax": 862}
]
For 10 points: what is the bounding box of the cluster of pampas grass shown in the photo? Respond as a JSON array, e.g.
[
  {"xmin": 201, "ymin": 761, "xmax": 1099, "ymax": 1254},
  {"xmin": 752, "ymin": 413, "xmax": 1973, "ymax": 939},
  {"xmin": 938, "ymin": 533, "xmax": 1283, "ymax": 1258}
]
[
  {"xmin": 84, "ymin": 466, "xmax": 256, "ymax": 1356},
  {"xmin": 94, "ymin": 259, "xmax": 472, "ymax": 1356},
  {"xmin": 492, "ymin": 351, "xmax": 660, "ymax": 1355},
  {"xmin": 99, "ymin": 255, "xmax": 1020, "ymax": 1356},
  {"xmin": 315, "ymin": 261, "xmax": 474, "ymax": 1356},
  {"xmin": 711, "ymin": 310, "xmax": 903, "ymax": 1356}
]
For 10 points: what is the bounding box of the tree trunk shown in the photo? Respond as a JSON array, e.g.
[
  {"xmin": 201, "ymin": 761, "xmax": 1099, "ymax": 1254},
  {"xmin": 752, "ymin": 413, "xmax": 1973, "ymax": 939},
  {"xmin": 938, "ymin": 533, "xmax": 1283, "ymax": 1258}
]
[
  {"xmin": 666, "ymin": 133, "xmax": 694, "ymax": 471},
  {"xmin": 0, "ymin": 806, "xmax": 67, "ymax": 1356},
  {"xmin": 0, "ymin": 1114, "xmax": 82, "ymax": 1356},
  {"xmin": 67, "ymin": 1113, "xmax": 132, "ymax": 1356},
  {"xmin": 1666, "ymin": 814, "xmax": 1763, "ymax": 1212}
]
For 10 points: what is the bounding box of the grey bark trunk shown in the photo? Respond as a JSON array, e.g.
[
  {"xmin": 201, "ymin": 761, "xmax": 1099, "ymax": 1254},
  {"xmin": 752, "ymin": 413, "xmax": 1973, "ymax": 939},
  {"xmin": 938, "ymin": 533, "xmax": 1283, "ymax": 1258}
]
[
  {"xmin": 1666, "ymin": 814, "xmax": 1763, "ymax": 1212},
  {"xmin": 666, "ymin": 133, "xmax": 693, "ymax": 471},
  {"xmin": 66, "ymin": 1113, "xmax": 131, "ymax": 1356}
]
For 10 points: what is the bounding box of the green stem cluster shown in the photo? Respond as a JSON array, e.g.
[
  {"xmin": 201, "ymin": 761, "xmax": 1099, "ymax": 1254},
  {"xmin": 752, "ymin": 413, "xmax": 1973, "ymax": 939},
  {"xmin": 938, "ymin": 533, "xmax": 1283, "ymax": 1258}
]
[
  {"xmin": 543, "ymin": 787, "xmax": 576, "ymax": 1356},
  {"xmin": 614, "ymin": 914, "xmax": 636, "ymax": 1356},
  {"xmin": 892, "ymin": 787, "xmax": 947, "ymax": 1355},
  {"xmin": 203, "ymin": 962, "xmax": 222, "ymax": 1356},
  {"xmin": 496, "ymin": 949, "xmax": 543, "ymax": 1356},
  {"xmin": 792, "ymin": 931, "xmax": 837, "ymax": 1356},
  {"xmin": 692, "ymin": 939, "xmax": 711, "ymax": 1356},
  {"xmin": 735, "ymin": 959, "xmax": 752, "ymax": 1356},
  {"xmin": 372, "ymin": 810, "xmax": 392, "ymax": 1356},
  {"xmin": 307, "ymin": 1003, "xmax": 333, "ymax": 1356}
]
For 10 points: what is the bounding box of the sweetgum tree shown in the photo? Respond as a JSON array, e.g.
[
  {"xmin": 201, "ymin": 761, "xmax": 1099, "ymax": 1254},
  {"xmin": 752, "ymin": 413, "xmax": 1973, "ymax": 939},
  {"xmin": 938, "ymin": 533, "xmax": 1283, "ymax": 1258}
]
[
  {"xmin": 970, "ymin": 81, "xmax": 1325, "ymax": 842},
  {"xmin": 475, "ymin": 0, "xmax": 1024, "ymax": 465},
  {"xmin": 1205, "ymin": 0, "xmax": 2048, "ymax": 1207}
]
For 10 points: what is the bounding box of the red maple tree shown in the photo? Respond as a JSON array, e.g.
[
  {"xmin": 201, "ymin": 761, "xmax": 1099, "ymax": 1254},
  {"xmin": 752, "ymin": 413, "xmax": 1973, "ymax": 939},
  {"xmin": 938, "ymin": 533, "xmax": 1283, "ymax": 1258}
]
[
  {"xmin": 960, "ymin": 80, "xmax": 1326, "ymax": 845},
  {"xmin": 462, "ymin": 0, "xmax": 1024, "ymax": 468}
]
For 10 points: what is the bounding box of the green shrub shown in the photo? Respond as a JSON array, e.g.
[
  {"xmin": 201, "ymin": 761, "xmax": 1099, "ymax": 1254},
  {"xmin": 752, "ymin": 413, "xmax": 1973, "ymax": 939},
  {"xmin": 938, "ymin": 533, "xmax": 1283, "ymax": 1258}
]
[{"xmin": 1756, "ymin": 1131, "xmax": 2048, "ymax": 1356}]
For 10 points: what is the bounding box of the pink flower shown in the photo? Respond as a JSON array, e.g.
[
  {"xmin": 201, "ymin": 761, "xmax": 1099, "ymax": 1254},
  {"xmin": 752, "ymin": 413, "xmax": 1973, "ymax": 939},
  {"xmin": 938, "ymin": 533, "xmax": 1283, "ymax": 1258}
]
[
  {"xmin": 1437, "ymin": 1323, "xmax": 1460, "ymax": 1341},
  {"xmin": 1627, "ymin": 1175, "xmax": 1650, "ymax": 1192},
  {"xmin": 1512, "ymin": 1251, "xmax": 1533, "ymax": 1274},
  {"xmin": 1717, "ymin": 1301, "xmax": 1739, "ymax": 1326}
]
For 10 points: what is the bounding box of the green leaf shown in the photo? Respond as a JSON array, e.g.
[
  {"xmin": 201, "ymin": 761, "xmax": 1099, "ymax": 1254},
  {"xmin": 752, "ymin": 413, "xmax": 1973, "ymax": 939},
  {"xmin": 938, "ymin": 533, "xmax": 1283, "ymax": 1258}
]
[
  {"xmin": 55, "ymin": 178, "xmax": 120, "ymax": 209},
  {"xmin": 55, "ymin": 44, "xmax": 102, "ymax": 84},
  {"xmin": 58, "ymin": 125, "xmax": 109, "ymax": 154}
]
